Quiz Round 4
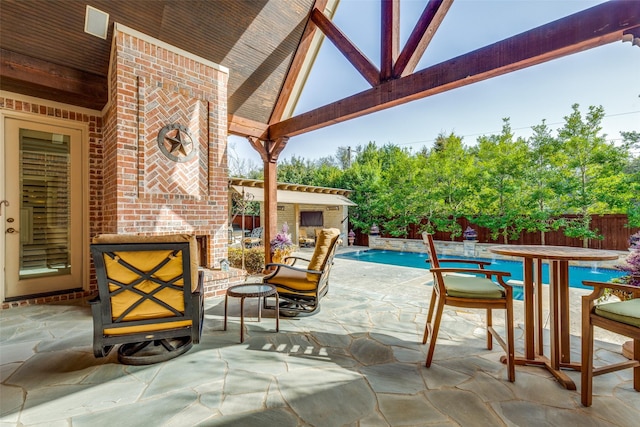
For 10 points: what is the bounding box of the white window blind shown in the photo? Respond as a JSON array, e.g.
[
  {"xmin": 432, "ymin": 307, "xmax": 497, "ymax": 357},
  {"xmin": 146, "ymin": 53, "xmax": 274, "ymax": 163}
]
[{"xmin": 20, "ymin": 135, "xmax": 71, "ymax": 273}]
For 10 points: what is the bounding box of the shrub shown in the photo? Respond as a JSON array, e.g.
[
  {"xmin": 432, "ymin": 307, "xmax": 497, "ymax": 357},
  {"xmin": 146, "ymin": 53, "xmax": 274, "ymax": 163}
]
[{"xmin": 228, "ymin": 246, "xmax": 265, "ymax": 274}]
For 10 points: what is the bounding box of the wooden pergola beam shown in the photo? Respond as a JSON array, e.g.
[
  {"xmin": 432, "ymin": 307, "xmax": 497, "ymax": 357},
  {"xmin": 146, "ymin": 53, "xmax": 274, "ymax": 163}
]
[
  {"xmin": 380, "ymin": 0, "xmax": 400, "ymax": 81},
  {"xmin": 228, "ymin": 115, "xmax": 269, "ymax": 139},
  {"xmin": 268, "ymin": 0, "xmax": 640, "ymax": 140},
  {"xmin": 393, "ymin": 0, "xmax": 453, "ymax": 78},
  {"xmin": 270, "ymin": 0, "xmax": 330, "ymax": 124},
  {"xmin": 310, "ymin": 8, "xmax": 380, "ymax": 87}
]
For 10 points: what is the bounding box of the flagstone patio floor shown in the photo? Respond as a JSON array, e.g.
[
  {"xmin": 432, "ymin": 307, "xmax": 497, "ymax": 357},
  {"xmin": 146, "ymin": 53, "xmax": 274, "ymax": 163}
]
[{"xmin": 1, "ymin": 247, "xmax": 638, "ymax": 426}]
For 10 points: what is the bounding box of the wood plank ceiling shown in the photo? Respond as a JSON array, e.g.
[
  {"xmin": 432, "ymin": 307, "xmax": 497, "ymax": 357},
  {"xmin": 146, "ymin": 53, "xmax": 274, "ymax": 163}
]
[
  {"xmin": 1, "ymin": 0, "xmax": 638, "ymax": 143},
  {"xmin": 0, "ymin": 0, "xmax": 321, "ymax": 133}
]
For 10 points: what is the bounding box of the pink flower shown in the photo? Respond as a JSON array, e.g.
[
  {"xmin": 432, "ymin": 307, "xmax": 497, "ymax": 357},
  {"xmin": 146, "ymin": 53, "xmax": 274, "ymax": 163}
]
[
  {"xmin": 270, "ymin": 223, "xmax": 294, "ymax": 251},
  {"xmin": 615, "ymin": 248, "xmax": 640, "ymax": 287}
]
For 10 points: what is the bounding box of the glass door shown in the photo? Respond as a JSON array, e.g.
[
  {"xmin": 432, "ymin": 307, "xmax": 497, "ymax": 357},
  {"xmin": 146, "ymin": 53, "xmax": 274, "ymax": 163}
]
[{"xmin": 3, "ymin": 117, "xmax": 83, "ymax": 299}]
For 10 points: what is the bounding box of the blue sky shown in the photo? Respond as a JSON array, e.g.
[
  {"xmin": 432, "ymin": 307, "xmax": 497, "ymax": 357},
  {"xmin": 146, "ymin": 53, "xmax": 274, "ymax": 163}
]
[{"xmin": 229, "ymin": 0, "xmax": 640, "ymax": 165}]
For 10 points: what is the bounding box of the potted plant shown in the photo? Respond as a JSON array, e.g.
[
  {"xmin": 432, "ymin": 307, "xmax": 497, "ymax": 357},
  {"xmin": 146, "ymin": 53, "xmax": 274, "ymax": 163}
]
[
  {"xmin": 270, "ymin": 222, "xmax": 296, "ymax": 264},
  {"xmin": 348, "ymin": 229, "xmax": 356, "ymax": 246},
  {"xmin": 463, "ymin": 226, "xmax": 478, "ymax": 241}
]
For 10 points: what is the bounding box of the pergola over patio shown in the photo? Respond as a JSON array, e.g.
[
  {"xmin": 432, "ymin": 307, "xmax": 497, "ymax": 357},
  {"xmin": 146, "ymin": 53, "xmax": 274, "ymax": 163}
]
[
  {"xmin": 1, "ymin": 2, "xmax": 640, "ymax": 418},
  {"xmin": 2, "ymin": 0, "xmax": 639, "ymax": 264}
]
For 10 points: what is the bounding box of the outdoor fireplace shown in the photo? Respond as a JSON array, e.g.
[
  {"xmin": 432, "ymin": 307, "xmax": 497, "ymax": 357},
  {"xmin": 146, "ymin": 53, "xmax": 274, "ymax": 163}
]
[{"xmin": 102, "ymin": 25, "xmax": 229, "ymax": 270}]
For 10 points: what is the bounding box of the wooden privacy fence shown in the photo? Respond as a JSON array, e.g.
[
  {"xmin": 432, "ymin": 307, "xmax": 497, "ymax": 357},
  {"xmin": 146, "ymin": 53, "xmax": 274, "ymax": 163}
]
[
  {"xmin": 231, "ymin": 215, "xmax": 260, "ymax": 231},
  {"xmin": 353, "ymin": 214, "xmax": 639, "ymax": 251}
]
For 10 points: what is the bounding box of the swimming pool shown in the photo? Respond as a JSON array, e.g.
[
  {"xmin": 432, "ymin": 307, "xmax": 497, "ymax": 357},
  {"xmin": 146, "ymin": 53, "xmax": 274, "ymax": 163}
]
[{"xmin": 336, "ymin": 249, "xmax": 625, "ymax": 300}]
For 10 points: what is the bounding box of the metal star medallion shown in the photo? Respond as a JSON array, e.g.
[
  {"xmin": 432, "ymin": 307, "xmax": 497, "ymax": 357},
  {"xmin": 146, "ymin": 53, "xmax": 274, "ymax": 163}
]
[{"xmin": 157, "ymin": 123, "xmax": 196, "ymax": 163}]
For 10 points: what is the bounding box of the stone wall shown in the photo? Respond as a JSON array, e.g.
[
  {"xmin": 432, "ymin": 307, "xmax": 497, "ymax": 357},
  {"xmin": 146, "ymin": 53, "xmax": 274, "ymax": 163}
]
[{"xmin": 368, "ymin": 236, "xmax": 626, "ymax": 269}]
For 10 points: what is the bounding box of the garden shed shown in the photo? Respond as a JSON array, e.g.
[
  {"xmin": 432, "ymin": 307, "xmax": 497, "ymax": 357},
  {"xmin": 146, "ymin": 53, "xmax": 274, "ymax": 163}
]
[{"xmin": 229, "ymin": 178, "xmax": 356, "ymax": 247}]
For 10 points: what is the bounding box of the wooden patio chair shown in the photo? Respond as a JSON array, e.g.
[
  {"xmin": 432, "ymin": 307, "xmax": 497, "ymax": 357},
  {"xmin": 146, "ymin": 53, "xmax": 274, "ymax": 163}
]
[
  {"xmin": 263, "ymin": 228, "xmax": 341, "ymax": 316},
  {"xmin": 90, "ymin": 234, "xmax": 203, "ymax": 365},
  {"xmin": 581, "ymin": 280, "xmax": 639, "ymax": 406},
  {"xmin": 421, "ymin": 232, "xmax": 516, "ymax": 381},
  {"xmin": 298, "ymin": 229, "xmax": 315, "ymax": 247}
]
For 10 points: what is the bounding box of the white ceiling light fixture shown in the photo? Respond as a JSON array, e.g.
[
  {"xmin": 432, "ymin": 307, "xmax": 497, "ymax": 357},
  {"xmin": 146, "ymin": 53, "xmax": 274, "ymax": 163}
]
[{"xmin": 84, "ymin": 5, "xmax": 109, "ymax": 39}]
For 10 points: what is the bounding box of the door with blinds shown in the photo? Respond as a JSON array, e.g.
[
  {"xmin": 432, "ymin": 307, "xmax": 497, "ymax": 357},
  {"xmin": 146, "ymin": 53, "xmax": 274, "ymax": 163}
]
[{"xmin": 2, "ymin": 117, "xmax": 83, "ymax": 299}]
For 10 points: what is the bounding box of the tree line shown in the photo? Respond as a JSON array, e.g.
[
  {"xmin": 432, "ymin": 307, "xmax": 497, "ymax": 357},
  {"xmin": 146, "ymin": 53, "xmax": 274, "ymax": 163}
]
[{"xmin": 233, "ymin": 104, "xmax": 640, "ymax": 246}]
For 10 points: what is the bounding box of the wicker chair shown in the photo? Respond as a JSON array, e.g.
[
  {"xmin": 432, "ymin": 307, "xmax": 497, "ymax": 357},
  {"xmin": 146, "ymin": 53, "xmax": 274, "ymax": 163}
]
[
  {"xmin": 90, "ymin": 234, "xmax": 203, "ymax": 365},
  {"xmin": 422, "ymin": 232, "xmax": 516, "ymax": 381}
]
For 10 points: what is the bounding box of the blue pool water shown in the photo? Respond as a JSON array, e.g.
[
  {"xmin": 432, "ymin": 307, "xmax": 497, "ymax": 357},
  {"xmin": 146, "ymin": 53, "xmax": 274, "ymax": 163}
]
[{"xmin": 336, "ymin": 249, "xmax": 625, "ymax": 300}]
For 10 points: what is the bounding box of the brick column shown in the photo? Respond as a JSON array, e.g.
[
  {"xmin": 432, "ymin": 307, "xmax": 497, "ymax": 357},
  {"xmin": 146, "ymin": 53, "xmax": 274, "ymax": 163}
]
[{"xmin": 102, "ymin": 24, "xmax": 229, "ymax": 268}]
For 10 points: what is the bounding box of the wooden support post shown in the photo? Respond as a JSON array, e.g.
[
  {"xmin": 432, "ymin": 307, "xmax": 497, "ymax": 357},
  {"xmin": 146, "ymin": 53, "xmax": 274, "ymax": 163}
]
[
  {"xmin": 246, "ymin": 136, "xmax": 289, "ymax": 267},
  {"xmin": 263, "ymin": 160, "xmax": 277, "ymax": 266}
]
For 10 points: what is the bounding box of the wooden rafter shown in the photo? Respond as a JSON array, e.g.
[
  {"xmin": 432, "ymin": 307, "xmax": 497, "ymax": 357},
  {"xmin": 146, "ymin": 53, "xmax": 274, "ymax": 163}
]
[
  {"xmin": 310, "ymin": 8, "xmax": 380, "ymax": 87},
  {"xmin": 380, "ymin": 0, "xmax": 400, "ymax": 81},
  {"xmin": 393, "ymin": 0, "xmax": 453, "ymax": 78},
  {"xmin": 228, "ymin": 115, "xmax": 268, "ymax": 139},
  {"xmin": 269, "ymin": 0, "xmax": 331, "ymax": 125},
  {"xmin": 268, "ymin": 0, "xmax": 640, "ymax": 140},
  {"xmin": 0, "ymin": 48, "xmax": 107, "ymax": 111}
]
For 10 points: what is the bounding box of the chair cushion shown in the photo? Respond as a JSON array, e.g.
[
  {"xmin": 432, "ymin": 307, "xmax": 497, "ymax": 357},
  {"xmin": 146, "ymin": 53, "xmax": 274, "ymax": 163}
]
[
  {"xmin": 104, "ymin": 319, "xmax": 193, "ymax": 336},
  {"xmin": 299, "ymin": 230, "xmax": 314, "ymax": 245},
  {"xmin": 595, "ymin": 299, "xmax": 640, "ymax": 328},
  {"xmin": 444, "ymin": 275, "xmax": 505, "ymax": 299},
  {"xmin": 103, "ymin": 249, "xmax": 186, "ymax": 321},
  {"xmin": 306, "ymin": 228, "xmax": 340, "ymax": 281},
  {"xmin": 267, "ymin": 267, "xmax": 320, "ymax": 294},
  {"xmin": 93, "ymin": 234, "xmax": 199, "ymax": 292}
]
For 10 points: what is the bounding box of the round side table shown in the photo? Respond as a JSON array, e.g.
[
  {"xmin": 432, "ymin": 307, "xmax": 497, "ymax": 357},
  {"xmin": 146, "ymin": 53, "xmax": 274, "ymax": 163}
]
[{"xmin": 224, "ymin": 283, "xmax": 279, "ymax": 343}]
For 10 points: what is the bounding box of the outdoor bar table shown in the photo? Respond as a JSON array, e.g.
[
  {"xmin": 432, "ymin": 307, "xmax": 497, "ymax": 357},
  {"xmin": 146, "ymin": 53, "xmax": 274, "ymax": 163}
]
[{"xmin": 489, "ymin": 245, "xmax": 619, "ymax": 390}]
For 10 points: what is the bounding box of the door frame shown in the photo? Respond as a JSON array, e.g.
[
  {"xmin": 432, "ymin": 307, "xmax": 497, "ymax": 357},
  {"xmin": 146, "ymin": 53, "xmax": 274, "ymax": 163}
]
[{"xmin": 1, "ymin": 109, "xmax": 90, "ymax": 303}]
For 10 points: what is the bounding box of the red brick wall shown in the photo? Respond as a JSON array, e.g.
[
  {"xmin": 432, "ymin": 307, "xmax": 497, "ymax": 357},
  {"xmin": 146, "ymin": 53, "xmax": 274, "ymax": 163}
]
[
  {"xmin": 1, "ymin": 29, "xmax": 240, "ymax": 308},
  {"xmin": 103, "ymin": 29, "xmax": 229, "ymax": 268}
]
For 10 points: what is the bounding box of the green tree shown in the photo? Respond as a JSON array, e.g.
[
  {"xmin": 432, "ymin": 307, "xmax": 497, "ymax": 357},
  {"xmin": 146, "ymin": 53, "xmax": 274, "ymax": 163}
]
[
  {"xmin": 470, "ymin": 119, "xmax": 530, "ymax": 243},
  {"xmin": 334, "ymin": 143, "xmax": 385, "ymax": 233},
  {"xmin": 555, "ymin": 104, "xmax": 629, "ymax": 246},
  {"xmin": 524, "ymin": 120, "xmax": 564, "ymax": 244},
  {"xmin": 277, "ymin": 155, "xmax": 316, "ymax": 185},
  {"xmin": 621, "ymin": 131, "xmax": 640, "ymax": 228},
  {"xmin": 374, "ymin": 144, "xmax": 424, "ymax": 237},
  {"xmin": 426, "ymin": 132, "xmax": 477, "ymax": 239},
  {"xmin": 309, "ymin": 160, "xmax": 343, "ymax": 188}
]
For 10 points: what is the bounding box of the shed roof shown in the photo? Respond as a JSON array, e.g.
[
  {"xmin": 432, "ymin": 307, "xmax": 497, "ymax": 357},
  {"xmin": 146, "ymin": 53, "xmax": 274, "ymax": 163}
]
[
  {"xmin": 230, "ymin": 177, "xmax": 355, "ymax": 206},
  {"xmin": 231, "ymin": 185, "xmax": 355, "ymax": 206}
]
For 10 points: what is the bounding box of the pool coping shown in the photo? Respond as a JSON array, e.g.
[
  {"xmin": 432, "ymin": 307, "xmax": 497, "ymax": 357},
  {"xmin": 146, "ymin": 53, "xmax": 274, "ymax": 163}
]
[{"xmin": 366, "ymin": 236, "xmax": 629, "ymax": 270}]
